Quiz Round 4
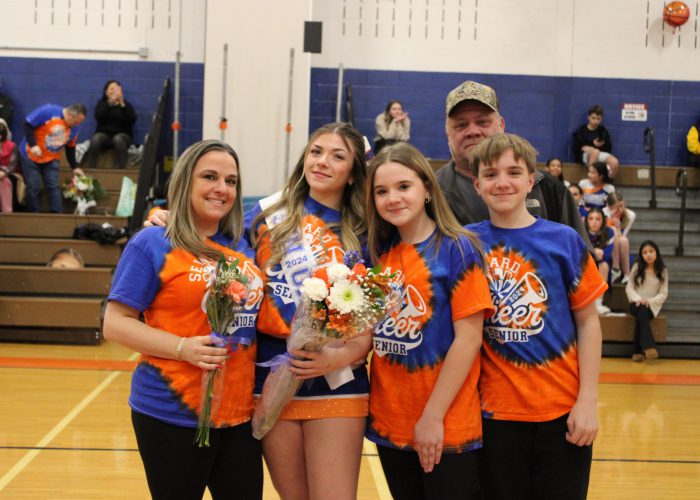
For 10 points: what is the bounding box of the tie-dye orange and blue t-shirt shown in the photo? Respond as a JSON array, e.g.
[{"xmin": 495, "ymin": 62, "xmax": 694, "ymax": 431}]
[
  {"xmin": 19, "ymin": 104, "xmax": 80, "ymax": 163},
  {"xmin": 108, "ymin": 226, "xmax": 264, "ymax": 428},
  {"xmin": 468, "ymin": 218, "xmax": 607, "ymax": 423},
  {"xmin": 367, "ymin": 232, "xmax": 494, "ymax": 452},
  {"xmin": 245, "ymin": 196, "xmax": 369, "ymax": 418}
]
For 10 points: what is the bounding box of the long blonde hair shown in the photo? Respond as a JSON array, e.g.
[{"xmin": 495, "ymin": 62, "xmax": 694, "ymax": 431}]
[
  {"xmin": 166, "ymin": 139, "xmax": 243, "ymax": 261},
  {"xmin": 366, "ymin": 142, "xmax": 484, "ymax": 265},
  {"xmin": 250, "ymin": 123, "xmax": 367, "ymax": 266}
]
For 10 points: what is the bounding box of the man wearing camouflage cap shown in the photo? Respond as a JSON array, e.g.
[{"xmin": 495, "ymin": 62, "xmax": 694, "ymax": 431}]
[{"xmin": 435, "ymin": 80, "xmax": 588, "ymax": 246}]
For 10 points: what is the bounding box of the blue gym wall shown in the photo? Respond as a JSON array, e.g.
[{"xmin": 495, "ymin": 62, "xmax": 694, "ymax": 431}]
[
  {"xmin": 4, "ymin": 57, "xmax": 697, "ymax": 169},
  {"xmin": 310, "ymin": 68, "xmax": 700, "ymax": 167},
  {"xmin": 0, "ymin": 56, "xmax": 204, "ymax": 155}
]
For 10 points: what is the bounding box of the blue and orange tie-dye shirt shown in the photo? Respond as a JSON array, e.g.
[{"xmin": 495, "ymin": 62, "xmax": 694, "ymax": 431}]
[
  {"xmin": 19, "ymin": 104, "xmax": 80, "ymax": 163},
  {"xmin": 246, "ymin": 196, "xmax": 370, "ymax": 403},
  {"xmin": 367, "ymin": 232, "xmax": 494, "ymax": 452},
  {"xmin": 108, "ymin": 226, "xmax": 264, "ymax": 428},
  {"xmin": 469, "ymin": 218, "xmax": 607, "ymax": 422}
]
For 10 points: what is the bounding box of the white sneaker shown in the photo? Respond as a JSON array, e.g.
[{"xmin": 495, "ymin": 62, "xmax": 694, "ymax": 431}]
[
  {"xmin": 621, "ymin": 275, "xmax": 629, "ymax": 284},
  {"xmin": 596, "ymin": 303, "xmax": 611, "ymax": 315},
  {"xmin": 610, "ymin": 268, "xmax": 622, "ymax": 283}
]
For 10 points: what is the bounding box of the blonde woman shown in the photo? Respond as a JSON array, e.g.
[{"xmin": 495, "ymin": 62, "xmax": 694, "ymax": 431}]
[
  {"xmin": 104, "ymin": 140, "xmax": 264, "ymax": 499},
  {"xmin": 248, "ymin": 122, "xmax": 372, "ymax": 500}
]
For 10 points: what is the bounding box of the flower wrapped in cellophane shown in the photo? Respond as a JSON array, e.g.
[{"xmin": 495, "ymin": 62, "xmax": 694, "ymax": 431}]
[
  {"xmin": 61, "ymin": 174, "xmax": 106, "ymax": 215},
  {"xmin": 195, "ymin": 255, "xmax": 250, "ymax": 447},
  {"xmin": 252, "ymin": 252, "xmax": 401, "ymax": 439}
]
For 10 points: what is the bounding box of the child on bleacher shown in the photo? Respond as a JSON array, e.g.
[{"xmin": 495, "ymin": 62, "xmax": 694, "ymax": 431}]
[
  {"xmin": 605, "ymin": 192, "xmax": 635, "ymax": 283},
  {"xmin": 578, "ymin": 162, "xmax": 615, "ymax": 214},
  {"xmin": 585, "ymin": 207, "xmax": 616, "ymax": 314},
  {"xmin": 568, "ymin": 184, "xmax": 587, "ymax": 219},
  {"xmin": 468, "ymin": 133, "xmax": 605, "ymax": 500},
  {"xmin": 47, "ymin": 248, "xmax": 84, "ymax": 269},
  {"xmin": 0, "ymin": 119, "xmax": 17, "ymax": 212},
  {"xmin": 545, "ymin": 157, "xmax": 570, "ymax": 186},
  {"xmin": 625, "ymin": 240, "xmax": 668, "ymax": 362}
]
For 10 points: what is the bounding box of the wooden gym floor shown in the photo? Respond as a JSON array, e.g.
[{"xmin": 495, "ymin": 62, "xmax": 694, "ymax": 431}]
[{"xmin": 1, "ymin": 341, "xmax": 698, "ymax": 499}]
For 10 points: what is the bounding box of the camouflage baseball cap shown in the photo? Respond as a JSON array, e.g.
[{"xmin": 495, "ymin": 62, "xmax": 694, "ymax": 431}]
[{"xmin": 445, "ymin": 81, "xmax": 499, "ymax": 116}]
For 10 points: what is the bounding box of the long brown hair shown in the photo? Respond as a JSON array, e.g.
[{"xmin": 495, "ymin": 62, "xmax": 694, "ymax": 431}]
[
  {"xmin": 250, "ymin": 122, "xmax": 367, "ymax": 266},
  {"xmin": 366, "ymin": 142, "xmax": 484, "ymax": 266},
  {"xmin": 166, "ymin": 139, "xmax": 243, "ymax": 261}
]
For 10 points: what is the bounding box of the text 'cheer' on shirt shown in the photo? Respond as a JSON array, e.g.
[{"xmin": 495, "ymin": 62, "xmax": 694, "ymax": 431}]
[
  {"xmin": 108, "ymin": 226, "xmax": 263, "ymax": 428},
  {"xmin": 367, "ymin": 232, "xmax": 494, "ymax": 452},
  {"xmin": 19, "ymin": 104, "xmax": 80, "ymax": 163},
  {"xmin": 246, "ymin": 196, "xmax": 369, "ymax": 419},
  {"xmin": 469, "ymin": 218, "xmax": 606, "ymax": 422}
]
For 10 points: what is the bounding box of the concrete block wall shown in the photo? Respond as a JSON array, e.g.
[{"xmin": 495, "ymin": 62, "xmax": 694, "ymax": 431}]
[
  {"xmin": 0, "ymin": 56, "xmax": 204, "ymax": 155},
  {"xmin": 310, "ymin": 68, "xmax": 700, "ymax": 167}
]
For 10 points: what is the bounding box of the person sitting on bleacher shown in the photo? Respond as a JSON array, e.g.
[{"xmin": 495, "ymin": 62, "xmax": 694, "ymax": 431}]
[
  {"xmin": 625, "ymin": 240, "xmax": 668, "ymax": 362},
  {"xmin": 0, "ymin": 118, "xmax": 17, "ymax": 212},
  {"xmin": 544, "ymin": 157, "xmax": 570, "ymax": 187},
  {"xmin": 572, "ymin": 104, "xmax": 620, "ymax": 179},
  {"xmin": 579, "ymin": 161, "xmax": 615, "ymax": 214},
  {"xmin": 85, "ymin": 80, "xmax": 137, "ymax": 169},
  {"xmin": 19, "ymin": 103, "xmax": 86, "ymax": 213},
  {"xmin": 604, "ymin": 192, "xmax": 635, "ymax": 284},
  {"xmin": 585, "ymin": 207, "xmax": 615, "ymax": 315},
  {"xmin": 47, "ymin": 247, "xmax": 84, "ymax": 269}
]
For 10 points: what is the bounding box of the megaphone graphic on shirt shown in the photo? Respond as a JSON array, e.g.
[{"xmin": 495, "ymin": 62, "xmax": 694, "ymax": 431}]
[{"xmin": 502, "ymin": 272, "xmax": 547, "ymax": 310}]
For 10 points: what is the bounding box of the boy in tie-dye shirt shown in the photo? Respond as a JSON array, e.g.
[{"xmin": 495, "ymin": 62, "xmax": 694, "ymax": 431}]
[{"xmin": 468, "ymin": 134, "xmax": 606, "ymax": 500}]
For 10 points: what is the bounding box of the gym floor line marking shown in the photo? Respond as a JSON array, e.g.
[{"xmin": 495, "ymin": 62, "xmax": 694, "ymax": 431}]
[
  {"xmin": 599, "ymin": 372, "xmax": 700, "ymax": 386},
  {"xmin": 0, "ymin": 352, "xmax": 139, "ymax": 492},
  {"xmin": 593, "ymin": 458, "xmax": 700, "ymax": 464}
]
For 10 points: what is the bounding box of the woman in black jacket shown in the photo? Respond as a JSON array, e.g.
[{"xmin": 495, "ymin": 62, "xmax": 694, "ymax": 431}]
[{"xmin": 86, "ymin": 80, "xmax": 137, "ymax": 169}]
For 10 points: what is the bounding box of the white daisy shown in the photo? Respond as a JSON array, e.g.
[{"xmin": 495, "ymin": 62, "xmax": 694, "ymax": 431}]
[
  {"xmin": 327, "ymin": 281, "xmax": 365, "ymax": 314},
  {"xmin": 300, "ymin": 277, "xmax": 329, "ymax": 301}
]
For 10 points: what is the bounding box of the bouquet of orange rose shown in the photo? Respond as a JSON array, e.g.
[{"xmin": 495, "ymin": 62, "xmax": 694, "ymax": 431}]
[
  {"xmin": 252, "ymin": 252, "xmax": 401, "ymax": 439},
  {"xmin": 195, "ymin": 255, "xmax": 249, "ymax": 447}
]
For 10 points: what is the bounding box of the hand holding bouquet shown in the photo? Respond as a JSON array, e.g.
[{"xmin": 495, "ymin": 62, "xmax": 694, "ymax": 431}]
[
  {"xmin": 62, "ymin": 174, "xmax": 106, "ymax": 215},
  {"xmin": 252, "ymin": 252, "xmax": 401, "ymax": 439},
  {"xmin": 195, "ymin": 255, "xmax": 249, "ymax": 447}
]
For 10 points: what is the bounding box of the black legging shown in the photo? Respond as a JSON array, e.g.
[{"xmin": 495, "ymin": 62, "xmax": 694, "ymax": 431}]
[
  {"xmin": 629, "ymin": 302, "xmax": 657, "ymax": 354},
  {"xmin": 131, "ymin": 411, "xmax": 262, "ymax": 500},
  {"xmin": 377, "ymin": 444, "xmax": 480, "ymax": 500},
  {"xmin": 86, "ymin": 132, "xmax": 132, "ymax": 168}
]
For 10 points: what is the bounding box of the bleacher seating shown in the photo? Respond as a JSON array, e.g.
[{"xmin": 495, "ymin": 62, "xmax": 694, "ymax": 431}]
[{"xmin": 0, "ymin": 210, "xmax": 127, "ymax": 343}]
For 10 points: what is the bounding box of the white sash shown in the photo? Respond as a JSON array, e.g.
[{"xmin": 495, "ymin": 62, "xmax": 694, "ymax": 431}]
[{"xmin": 259, "ymin": 192, "xmax": 354, "ymax": 390}]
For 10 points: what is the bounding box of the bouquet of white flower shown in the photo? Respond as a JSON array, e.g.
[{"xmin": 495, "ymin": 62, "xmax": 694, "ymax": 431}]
[
  {"xmin": 62, "ymin": 174, "xmax": 106, "ymax": 215},
  {"xmin": 251, "ymin": 252, "xmax": 401, "ymax": 439}
]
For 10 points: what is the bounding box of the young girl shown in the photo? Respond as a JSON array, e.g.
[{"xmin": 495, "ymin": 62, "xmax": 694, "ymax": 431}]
[
  {"xmin": 625, "ymin": 240, "xmax": 668, "ymax": 362},
  {"xmin": 569, "ymin": 184, "xmax": 587, "ymax": 219},
  {"xmin": 0, "ymin": 119, "xmax": 17, "ymax": 212},
  {"xmin": 545, "ymin": 157, "xmax": 570, "ymax": 186},
  {"xmin": 605, "ymin": 192, "xmax": 636, "ymax": 283},
  {"xmin": 585, "ymin": 208, "xmax": 616, "ymax": 315},
  {"xmin": 365, "ymin": 142, "xmax": 493, "ymax": 499},
  {"xmin": 248, "ymin": 122, "xmax": 372, "ymax": 500},
  {"xmin": 578, "ymin": 161, "xmax": 615, "ymax": 213},
  {"xmin": 374, "ymin": 100, "xmax": 410, "ymax": 154},
  {"xmin": 104, "ymin": 140, "xmax": 264, "ymax": 499}
]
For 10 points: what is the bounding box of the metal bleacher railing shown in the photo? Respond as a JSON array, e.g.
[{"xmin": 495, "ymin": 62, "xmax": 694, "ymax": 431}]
[{"xmin": 675, "ymin": 168, "xmax": 689, "ymax": 256}]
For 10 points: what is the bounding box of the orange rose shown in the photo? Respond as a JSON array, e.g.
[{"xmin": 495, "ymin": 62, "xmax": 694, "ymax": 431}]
[{"xmin": 225, "ymin": 280, "xmax": 248, "ymax": 303}]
